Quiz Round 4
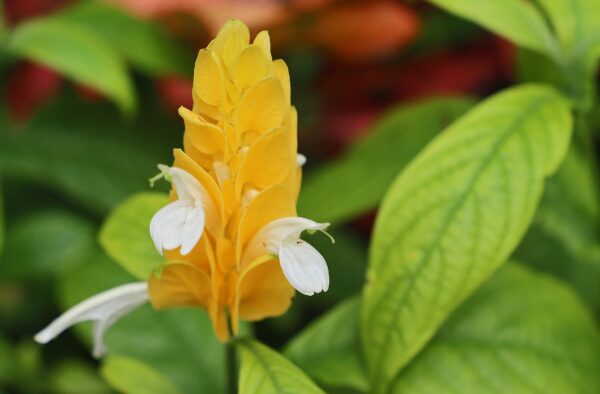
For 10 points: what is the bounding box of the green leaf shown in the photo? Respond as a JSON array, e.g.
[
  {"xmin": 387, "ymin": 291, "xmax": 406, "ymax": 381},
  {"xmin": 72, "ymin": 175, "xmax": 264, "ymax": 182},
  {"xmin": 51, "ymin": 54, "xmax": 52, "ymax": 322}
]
[
  {"xmin": 427, "ymin": 0, "xmax": 560, "ymax": 59},
  {"xmin": 299, "ymin": 97, "xmax": 474, "ymax": 224},
  {"xmin": 7, "ymin": 17, "xmax": 135, "ymax": 113},
  {"xmin": 535, "ymin": 0, "xmax": 600, "ymax": 56},
  {"xmin": 536, "ymin": 0, "xmax": 600, "ymax": 109},
  {"xmin": 361, "ymin": 85, "xmax": 572, "ymax": 392},
  {"xmin": 101, "ymin": 355, "xmax": 181, "ymax": 394},
  {"xmin": 50, "ymin": 360, "xmax": 112, "ymax": 394},
  {"xmin": 0, "ymin": 95, "xmax": 175, "ymax": 214},
  {"xmin": 285, "ymin": 298, "xmax": 368, "ymax": 392},
  {"xmin": 100, "ymin": 192, "xmax": 169, "ymax": 279},
  {"xmin": 58, "ymin": 253, "xmax": 225, "ymax": 393},
  {"xmin": 391, "ymin": 263, "xmax": 600, "ymax": 393},
  {"xmin": 515, "ymin": 146, "xmax": 600, "ymax": 312},
  {"xmin": 238, "ymin": 339, "xmax": 325, "ymax": 394},
  {"xmin": 61, "ymin": 2, "xmax": 192, "ymax": 76},
  {"xmin": 0, "ymin": 210, "xmax": 96, "ymax": 279}
]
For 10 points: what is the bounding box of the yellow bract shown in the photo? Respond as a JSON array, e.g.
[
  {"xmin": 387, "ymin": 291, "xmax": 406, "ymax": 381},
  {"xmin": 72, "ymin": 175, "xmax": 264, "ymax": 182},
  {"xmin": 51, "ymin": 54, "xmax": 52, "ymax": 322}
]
[{"xmin": 148, "ymin": 19, "xmax": 300, "ymax": 341}]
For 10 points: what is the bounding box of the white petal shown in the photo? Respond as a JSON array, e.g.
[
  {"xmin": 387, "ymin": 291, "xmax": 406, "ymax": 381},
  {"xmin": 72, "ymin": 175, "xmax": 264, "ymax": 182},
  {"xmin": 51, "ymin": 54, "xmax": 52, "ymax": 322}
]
[
  {"xmin": 149, "ymin": 200, "xmax": 205, "ymax": 256},
  {"xmin": 170, "ymin": 167, "xmax": 204, "ymax": 203},
  {"xmin": 34, "ymin": 282, "xmax": 148, "ymax": 358},
  {"xmin": 255, "ymin": 217, "xmax": 330, "ymax": 252},
  {"xmin": 180, "ymin": 206, "xmax": 205, "ymax": 255},
  {"xmin": 279, "ymin": 240, "xmax": 329, "ymax": 296},
  {"xmin": 297, "ymin": 153, "xmax": 307, "ymax": 167}
]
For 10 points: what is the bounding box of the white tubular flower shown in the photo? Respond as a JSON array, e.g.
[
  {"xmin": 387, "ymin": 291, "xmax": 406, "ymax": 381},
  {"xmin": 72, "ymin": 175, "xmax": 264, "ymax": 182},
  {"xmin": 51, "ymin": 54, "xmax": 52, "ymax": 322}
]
[
  {"xmin": 34, "ymin": 282, "xmax": 149, "ymax": 358},
  {"xmin": 251, "ymin": 217, "xmax": 332, "ymax": 296},
  {"xmin": 150, "ymin": 166, "xmax": 206, "ymax": 256}
]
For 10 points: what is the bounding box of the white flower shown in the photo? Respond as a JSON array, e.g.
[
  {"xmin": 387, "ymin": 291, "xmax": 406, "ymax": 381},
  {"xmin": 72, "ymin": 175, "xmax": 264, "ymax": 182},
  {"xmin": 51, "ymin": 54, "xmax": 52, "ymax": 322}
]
[
  {"xmin": 249, "ymin": 217, "xmax": 332, "ymax": 296},
  {"xmin": 34, "ymin": 282, "xmax": 149, "ymax": 358},
  {"xmin": 150, "ymin": 166, "xmax": 207, "ymax": 256}
]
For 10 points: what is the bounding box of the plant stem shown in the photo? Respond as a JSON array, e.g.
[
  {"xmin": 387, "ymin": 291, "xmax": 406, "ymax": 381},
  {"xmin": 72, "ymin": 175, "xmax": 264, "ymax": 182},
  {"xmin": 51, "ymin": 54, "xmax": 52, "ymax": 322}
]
[{"xmin": 226, "ymin": 339, "xmax": 237, "ymax": 394}]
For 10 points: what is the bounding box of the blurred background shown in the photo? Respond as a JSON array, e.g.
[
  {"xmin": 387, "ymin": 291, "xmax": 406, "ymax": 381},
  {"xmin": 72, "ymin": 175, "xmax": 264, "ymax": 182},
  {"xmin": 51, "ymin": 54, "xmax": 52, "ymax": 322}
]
[{"xmin": 0, "ymin": 0, "xmax": 597, "ymax": 393}]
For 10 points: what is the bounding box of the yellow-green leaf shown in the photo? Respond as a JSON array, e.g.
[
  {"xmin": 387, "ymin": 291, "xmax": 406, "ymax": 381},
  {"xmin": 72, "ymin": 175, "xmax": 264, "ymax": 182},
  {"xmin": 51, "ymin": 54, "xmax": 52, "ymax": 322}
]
[
  {"xmin": 391, "ymin": 263, "xmax": 600, "ymax": 393},
  {"xmin": 285, "ymin": 297, "xmax": 368, "ymax": 392},
  {"xmin": 428, "ymin": 0, "xmax": 560, "ymax": 59},
  {"xmin": 238, "ymin": 339, "xmax": 324, "ymax": 394},
  {"xmin": 7, "ymin": 17, "xmax": 135, "ymax": 113},
  {"xmin": 101, "ymin": 356, "xmax": 181, "ymax": 394},
  {"xmin": 362, "ymin": 85, "xmax": 572, "ymax": 392},
  {"xmin": 99, "ymin": 192, "xmax": 168, "ymax": 279}
]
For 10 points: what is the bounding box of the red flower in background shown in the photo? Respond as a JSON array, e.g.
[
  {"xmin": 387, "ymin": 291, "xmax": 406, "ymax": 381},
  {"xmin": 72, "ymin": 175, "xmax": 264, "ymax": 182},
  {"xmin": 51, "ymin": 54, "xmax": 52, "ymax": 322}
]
[
  {"xmin": 3, "ymin": 0, "xmax": 69, "ymax": 26},
  {"xmin": 7, "ymin": 62, "xmax": 62, "ymax": 123},
  {"xmin": 307, "ymin": 1, "xmax": 420, "ymax": 61},
  {"xmin": 155, "ymin": 75, "xmax": 193, "ymax": 114},
  {"xmin": 4, "ymin": 0, "xmax": 70, "ymax": 122}
]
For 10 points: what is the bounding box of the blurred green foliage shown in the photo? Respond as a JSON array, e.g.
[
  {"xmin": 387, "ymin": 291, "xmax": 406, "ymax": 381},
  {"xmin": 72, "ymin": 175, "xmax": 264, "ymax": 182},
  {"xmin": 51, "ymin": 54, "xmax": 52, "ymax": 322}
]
[{"xmin": 1, "ymin": 0, "xmax": 600, "ymax": 393}]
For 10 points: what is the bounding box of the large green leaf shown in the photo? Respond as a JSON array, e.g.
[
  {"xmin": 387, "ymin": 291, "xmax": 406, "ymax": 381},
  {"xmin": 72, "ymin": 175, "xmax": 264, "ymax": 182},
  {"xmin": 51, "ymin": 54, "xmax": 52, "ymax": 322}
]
[
  {"xmin": 100, "ymin": 192, "xmax": 168, "ymax": 279},
  {"xmin": 101, "ymin": 355, "xmax": 181, "ymax": 394},
  {"xmin": 391, "ymin": 263, "xmax": 600, "ymax": 393},
  {"xmin": 7, "ymin": 17, "xmax": 134, "ymax": 113},
  {"xmin": 61, "ymin": 2, "xmax": 192, "ymax": 76},
  {"xmin": 299, "ymin": 98, "xmax": 474, "ymax": 224},
  {"xmin": 515, "ymin": 146, "xmax": 600, "ymax": 312},
  {"xmin": 361, "ymin": 85, "xmax": 572, "ymax": 392},
  {"xmin": 427, "ymin": 0, "xmax": 560, "ymax": 59},
  {"xmin": 284, "ymin": 298, "xmax": 368, "ymax": 392},
  {"xmin": 0, "ymin": 210, "xmax": 96, "ymax": 279},
  {"xmin": 58, "ymin": 253, "xmax": 224, "ymax": 393},
  {"xmin": 238, "ymin": 339, "xmax": 324, "ymax": 394},
  {"xmin": 0, "ymin": 95, "xmax": 175, "ymax": 214}
]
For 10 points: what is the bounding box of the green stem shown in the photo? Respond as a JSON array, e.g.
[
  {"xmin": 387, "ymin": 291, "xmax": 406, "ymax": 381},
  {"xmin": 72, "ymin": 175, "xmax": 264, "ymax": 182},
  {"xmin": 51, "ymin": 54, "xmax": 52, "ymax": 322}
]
[{"xmin": 226, "ymin": 339, "xmax": 238, "ymax": 394}]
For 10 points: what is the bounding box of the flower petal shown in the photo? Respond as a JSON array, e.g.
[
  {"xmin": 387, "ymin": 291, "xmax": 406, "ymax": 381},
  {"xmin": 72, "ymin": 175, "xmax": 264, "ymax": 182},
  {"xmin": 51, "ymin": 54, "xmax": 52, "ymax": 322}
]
[
  {"xmin": 34, "ymin": 282, "xmax": 148, "ymax": 358},
  {"xmin": 254, "ymin": 217, "xmax": 330, "ymax": 250},
  {"xmin": 180, "ymin": 206, "xmax": 206, "ymax": 255},
  {"xmin": 279, "ymin": 240, "xmax": 329, "ymax": 296},
  {"xmin": 170, "ymin": 167, "xmax": 204, "ymax": 203},
  {"xmin": 235, "ymin": 77, "xmax": 286, "ymax": 138},
  {"xmin": 233, "ymin": 44, "xmax": 269, "ymax": 89},
  {"xmin": 150, "ymin": 200, "xmax": 205, "ymax": 256}
]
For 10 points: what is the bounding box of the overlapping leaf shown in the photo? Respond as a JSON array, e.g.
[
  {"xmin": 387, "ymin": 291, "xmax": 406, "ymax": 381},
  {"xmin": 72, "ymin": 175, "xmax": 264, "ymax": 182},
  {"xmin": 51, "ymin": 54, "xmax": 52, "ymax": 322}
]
[
  {"xmin": 101, "ymin": 356, "xmax": 180, "ymax": 394},
  {"xmin": 427, "ymin": 0, "xmax": 560, "ymax": 58},
  {"xmin": 515, "ymin": 146, "xmax": 600, "ymax": 312},
  {"xmin": 391, "ymin": 263, "xmax": 600, "ymax": 393},
  {"xmin": 362, "ymin": 85, "xmax": 572, "ymax": 392},
  {"xmin": 7, "ymin": 17, "xmax": 135, "ymax": 113},
  {"xmin": 60, "ymin": 2, "xmax": 192, "ymax": 76},
  {"xmin": 238, "ymin": 339, "xmax": 324, "ymax": 394},
  {"xmin": 284, "ymin": 298, "xmax": 368, "ymax": 392},
  {"xmin": 100, "ymin": 192, "xmax": 168, "ymax": 279}
]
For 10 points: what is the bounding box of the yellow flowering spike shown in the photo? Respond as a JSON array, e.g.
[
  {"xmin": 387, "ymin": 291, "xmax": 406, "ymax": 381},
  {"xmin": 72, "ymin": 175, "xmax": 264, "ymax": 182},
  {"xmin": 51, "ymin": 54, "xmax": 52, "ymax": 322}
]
[
  {"xmin": 148, "ymin": 19, "xmax": 333, "ymax": 341},
  {"xmin": 33, "ymin": 20, "xmax": 333, "ymax": 353}
]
